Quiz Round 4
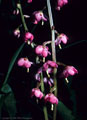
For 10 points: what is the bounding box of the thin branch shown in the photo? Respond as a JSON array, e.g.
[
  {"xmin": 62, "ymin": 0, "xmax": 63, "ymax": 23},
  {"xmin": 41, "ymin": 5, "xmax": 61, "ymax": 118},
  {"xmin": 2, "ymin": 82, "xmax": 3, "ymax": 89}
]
[
  {"xmin": 40, "ymin": 72, "xmax": 49, "ymax": 120},
  {"xmin": 46, "ymin": 0, "xmax": 58, "ymax": 120}
]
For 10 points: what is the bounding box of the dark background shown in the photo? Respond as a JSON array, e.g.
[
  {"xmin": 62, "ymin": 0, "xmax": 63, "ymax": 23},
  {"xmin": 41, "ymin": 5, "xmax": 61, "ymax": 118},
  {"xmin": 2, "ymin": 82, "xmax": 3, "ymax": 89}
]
[{"xmin": 0, "ymin": 0, "xmax": 87, "ymax": 120}]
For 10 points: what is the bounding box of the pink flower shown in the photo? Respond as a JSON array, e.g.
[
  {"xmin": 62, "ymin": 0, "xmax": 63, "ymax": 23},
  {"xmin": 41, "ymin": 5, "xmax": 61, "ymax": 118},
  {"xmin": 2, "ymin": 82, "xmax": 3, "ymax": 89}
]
[
  {"xmin": 31, "ymin": 88, "xmax": 43, "ymax": 99},
  {"xmin": 43, "ymin": 60, "xmax": 58, "ymax": 73},
  {"xmin": 24, "ymin": 32, "xmax": 34, "ymax": 43},
  {"xmin": 27, "ymin": 0, "xmax": 32, "ymax": 3},
  {"xmin": 14, "ymin": 29, "xmax": 20, "ymax": 38},
  {"xmin": 55, "ymin": 33, "xmax": 68, "ymax": 45},
  {"xmin": 17, "ymin": 58, "xmax": 33, "ymax": 68},
  {"xmin": 35, "ymin": 45, "xmax": 51, "ymax": 58},
  {"xmin": 61, "ymin": 66, "xmax": 78, "ymax": 78},
  {"xmin": 56, "ymin": 0, "xmax": 68, "ymax": 10},
  {"xmin": 44, "ymin": 93, "xmax": 58, "ymax": 104},
  {"xmin": 32, "ymin": 11, "xmax": 47, "ymax": 24}
]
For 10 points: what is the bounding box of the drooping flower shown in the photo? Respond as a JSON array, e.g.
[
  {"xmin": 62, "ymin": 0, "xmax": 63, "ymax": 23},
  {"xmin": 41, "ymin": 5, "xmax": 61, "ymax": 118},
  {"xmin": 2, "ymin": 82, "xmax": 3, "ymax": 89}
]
[
  {"xmin": 61, "ymin": 66, "xmax": 78, "ymax": 78},
  {"xmin": 56, "ymin": 0, "xmax": 68, "ymax": 10},
  {"xmin": 24, "ymin": 32, "xmax": 34, "ymax": 43},
  {"xmin": 27, "ymin": 0, "xmax": 32, "ymax": 3},
  {"xmin": 43, "ymin": 60, "xmax": 58, "ymax": 73},
  {"xmin": 24, "ymin": 15, "xmax": 30, "ymax": 18},
  {"xmin": 35, "ymin": 45, "xmax": 51, "ymax": 58},
  {"xmin": 31, "ymin": 88, "xmax": 43, "ymax": 99},
  {"xmin": 55, "ymin": 33, "xmax": 68, "ymax": 46},
  {"xmin": 44, "ymin": 93, "xmax": 58, "ymax": 104},
  {"xmin": 43, "ymin": 77, "xmax": 54, "ymax": 86},
  {"xmin": 13, "ymin": 9, "xmax": 19, "ymax": 15},
  {"xmin": 14, "ymin": 29, "xmax": 20, "ymax": 38},
  {"xmin": 17, "ymin": 58, "xmax": 33, "ymax": 68},
  {"xmin": 32, "ymin": 11, "xmax": 47, "ymax": 24},
  {"xmin": 35, "ymin": 73, "xmax": 41, "ymax": 81}
]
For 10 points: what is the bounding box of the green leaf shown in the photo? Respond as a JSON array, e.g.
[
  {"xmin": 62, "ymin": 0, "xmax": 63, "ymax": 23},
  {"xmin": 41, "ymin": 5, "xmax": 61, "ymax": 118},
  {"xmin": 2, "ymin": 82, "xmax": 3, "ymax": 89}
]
[
  {"xmin": 0, "ymin": 94, "xmax": 6, "ymax": 118},
  {"xmin": 57, "ymin": 101, "xmax": 76, "ymax": 120},
  {"xmin": 2, "ymin": 43, "xmax": 25, "ymax": 86},
  {"xmin": 0, "ymin": 0, "xmax": 1, "ymax": 5},
  {"xmin": 57, "ymin": 40, "xmax": 87, "ymax": 53},
  {"xmin": 4, "ymin": 92, "xmax": 17, "ymax": 118},
  {"xmin": 1, "ymin": 84, "xmax": 12, "ymax": 94}
]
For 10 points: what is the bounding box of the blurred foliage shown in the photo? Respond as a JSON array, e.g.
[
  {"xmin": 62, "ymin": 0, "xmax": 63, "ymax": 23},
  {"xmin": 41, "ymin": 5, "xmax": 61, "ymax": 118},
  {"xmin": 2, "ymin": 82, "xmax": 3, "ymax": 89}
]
[{"xmin": 0, "ymin": 90, "xmax": 16, "ymax": 119}]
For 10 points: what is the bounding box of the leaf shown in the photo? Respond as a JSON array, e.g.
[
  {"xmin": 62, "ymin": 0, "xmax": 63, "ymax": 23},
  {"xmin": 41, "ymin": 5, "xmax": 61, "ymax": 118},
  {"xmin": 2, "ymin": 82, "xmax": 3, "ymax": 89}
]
[
  {"xmin": 3, "ymin": 43, "xmax": 25, "ymax": 86},
  {"xmin": 0, "ymin": 0, "xmax": 1, "ymax": 5},
  {"xmin": 1, "ymin": 84, "xmax": 12, "ymax": 94},
  {"xmin": 57, "ymin": 101, "xmax": 76, "ymax": 120},
  {"xmin": 0, "ymin": 94, "xmax": 6, "ymax": 118},
  {"xmin": 4, "ymin": 92, "xmax": 17, "ymax": 118},
  {"xmin": 57, "ymin": 40, "xmax": 87, "ymax": 53}
]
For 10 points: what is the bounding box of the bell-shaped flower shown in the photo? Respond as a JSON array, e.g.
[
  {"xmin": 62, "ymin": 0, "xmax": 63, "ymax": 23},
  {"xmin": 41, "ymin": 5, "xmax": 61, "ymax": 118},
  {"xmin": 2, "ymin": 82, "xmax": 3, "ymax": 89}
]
[
  {"xmin": 35, "ymin": 73, "xmax": 41, "ymax": 81},
  {"xmin": 43, "ymin": 77, "xmax": 54, "ymax": 86},
  {"xmin": 43, "ymin": 60, "xmax": 58, "ymax": 74},
  {"xmin": 55, "ymin": 33, "xmax": 68, "ymax": 46},
  {"xmin": 32, "ymin": 11, "xmax": 47, "ymax": 24},
  {"xmin": 56, "ymin": 0, "xmax": 68, "ymax": 10},
  {"xmin": 35, "ymin": 45, "xmax": 51, "ymax": 58},
  {"xmin": 27, "ymin": 0, "xmax": 32, "ymax": 3},
  {"xmin": 13, "ymin": 9, "xmax": 19, "ymax": 15},
  {"xmin": 44, "ymin": 93, "xmax": 58, "ymax": 104},
  {"xmin": 61, "ymin": 66, "xmax": 78, "ymax": 78},
  {"xmin": 17, "ymin": 58, "xmax": 33, "ymax": 69},
  {"xmin": 14, "ymin": 29, "xmax": 20, "ymax": 38},
  {"xmin": 24, "ymin": 32, "xmax": 34, "ymax": 43},
  {"xmin": 31, "ymin": 88, "xmax": 43, "ymax": 99}
]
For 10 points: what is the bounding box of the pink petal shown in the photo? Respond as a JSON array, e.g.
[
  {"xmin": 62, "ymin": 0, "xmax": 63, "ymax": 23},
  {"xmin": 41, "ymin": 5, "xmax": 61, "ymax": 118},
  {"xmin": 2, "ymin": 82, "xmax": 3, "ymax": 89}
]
[{"xmin": 17, "ymin": 58, "xmax": 25, "ymax": 66}]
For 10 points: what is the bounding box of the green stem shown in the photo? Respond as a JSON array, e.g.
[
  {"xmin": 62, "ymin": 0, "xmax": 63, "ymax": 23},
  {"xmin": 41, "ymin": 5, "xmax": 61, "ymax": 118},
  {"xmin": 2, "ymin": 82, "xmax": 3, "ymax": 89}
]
[
  {"xmin": 17, "ymin": 0, "xmax": 28, "ymax": 32},
  {"xmin": 40, "ymin": 73, "xmax": 48, "ymax": 120},
  {"xmin": 1, "ymin": 1, "xmax": 28, "ymax": 87},
  {"xmin": 46, "ymin": 0, "xmax": 56, "ymax": 62},
  {"xmin": 46, "ymin": 0, "xmax": 58, "ymax": 120}
]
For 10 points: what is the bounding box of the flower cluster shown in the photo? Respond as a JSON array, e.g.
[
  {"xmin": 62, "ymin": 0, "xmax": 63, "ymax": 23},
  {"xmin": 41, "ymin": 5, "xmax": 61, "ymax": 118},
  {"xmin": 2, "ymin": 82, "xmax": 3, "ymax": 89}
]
[
  {"xmin": 16, "ymin": 0, "xmax": 78, "ymax": 112},
  {"xmin": 31, "ymin": 88, "xmax": 58, "ymax": 105}
]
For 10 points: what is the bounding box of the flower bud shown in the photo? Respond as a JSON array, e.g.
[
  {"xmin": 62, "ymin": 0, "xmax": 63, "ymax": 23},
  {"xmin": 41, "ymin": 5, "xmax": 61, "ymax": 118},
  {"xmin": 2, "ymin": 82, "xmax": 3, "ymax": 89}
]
[{"xmin": 24, "ymin": 32, "xmax": 34, "ymax": 43}]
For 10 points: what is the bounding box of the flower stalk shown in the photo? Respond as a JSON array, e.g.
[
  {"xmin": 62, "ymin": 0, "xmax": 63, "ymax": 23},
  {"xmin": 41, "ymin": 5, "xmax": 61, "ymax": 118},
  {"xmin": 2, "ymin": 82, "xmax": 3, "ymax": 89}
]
[
  {"xmin": 46, "ymin": 0, "xmax": 58, "ymax": 120},
  {"xmin": 40, "ymin": 72, "xmax": 48, "ymax": 120},
  {"xmin": 17, "ymin": 0, "xmax": 28, "ymax": 32}
]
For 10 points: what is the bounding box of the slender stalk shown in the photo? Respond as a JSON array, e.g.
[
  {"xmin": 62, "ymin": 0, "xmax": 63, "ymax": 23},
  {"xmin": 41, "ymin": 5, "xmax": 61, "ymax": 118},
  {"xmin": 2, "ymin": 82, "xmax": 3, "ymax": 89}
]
[
  {"xmin": 46, "ymin": 0, "xmax": 56, "ymax": 62},
  {"xmin": 43, "ymin": 41, "xmax": 51, "ymax": 46},
  {"xmin": 46, "ymin": 0, "xmax": 58, "ymax": 120},
  {"xmin": 40, "ymin": 73, "xmax": 48, "ymax": 120},
  {"xmin": 2, "ymin": 1, "xmax": 28, "ymax": 87},
  {"xmin": 17, "ymin": 0, "xmax": 28, "ymax": 32}
]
